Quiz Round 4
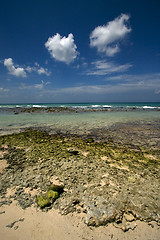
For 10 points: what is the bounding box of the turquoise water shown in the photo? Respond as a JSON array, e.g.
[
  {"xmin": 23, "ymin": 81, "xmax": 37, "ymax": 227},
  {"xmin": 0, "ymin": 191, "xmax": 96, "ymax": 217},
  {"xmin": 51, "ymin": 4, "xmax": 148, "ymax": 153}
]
[
  {"xmin": 0, "ymin": 102, "xmax": 160, "ymax": 110},
  {"xmin": 0, "ymin": 108, "xmax": 159, "ymax": 135}
]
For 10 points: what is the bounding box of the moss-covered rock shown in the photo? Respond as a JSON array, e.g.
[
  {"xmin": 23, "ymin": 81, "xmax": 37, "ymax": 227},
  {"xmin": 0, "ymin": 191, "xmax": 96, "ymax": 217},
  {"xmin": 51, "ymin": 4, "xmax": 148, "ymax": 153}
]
[
  {"xmin": 37, "ymin": 190, "xmax": 59, "ymax": 208},
  {"xmin": 47, "ymin": 190, "xmax": 59, "ymax": 200},
  {"xmin": 0, "ymin": 126, "xmax": 160, "ymax": 225},
  {"xmin": 37, "ymin": 195, "xmax": 51, "ymax": 208}
]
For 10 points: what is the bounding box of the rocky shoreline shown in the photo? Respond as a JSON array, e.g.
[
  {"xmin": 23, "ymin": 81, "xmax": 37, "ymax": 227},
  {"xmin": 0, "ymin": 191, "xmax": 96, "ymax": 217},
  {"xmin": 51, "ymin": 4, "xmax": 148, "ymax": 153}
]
[
  {"xmin": 0, "ymin": 121, "xmax": 160, "ymax": 231},
  {"xmin": 0, "ymin": 106, "xmax": 160, "ymax": 115}
]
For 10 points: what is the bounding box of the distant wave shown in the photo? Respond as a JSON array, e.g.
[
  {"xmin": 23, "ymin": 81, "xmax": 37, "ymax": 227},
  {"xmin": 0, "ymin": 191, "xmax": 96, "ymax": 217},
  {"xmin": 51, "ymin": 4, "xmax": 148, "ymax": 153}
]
[
  {"xmin": 32, "ymin": 105, "xmax": 47, "ymax": 108},
  {"xmin": 0, "ymin": 105, "xmax": 15, "ymax": 108},
  {"xmin": 72, "ymin": 106, "xmax": 88, "ymax": 109},
  {"xmin": 142, "ymin": 106, "xmax": 158, "ymax": 109},
  {"xmin": 91, "ymin": 105, "xmax": 101, "ymax": 108},
  {"xmin": 102, "ymin": 105, "xmax": 112, "ymax": 108},
  {"xmin": 0, "ymin": 103, "xmax": 159, "ymax": 111}
]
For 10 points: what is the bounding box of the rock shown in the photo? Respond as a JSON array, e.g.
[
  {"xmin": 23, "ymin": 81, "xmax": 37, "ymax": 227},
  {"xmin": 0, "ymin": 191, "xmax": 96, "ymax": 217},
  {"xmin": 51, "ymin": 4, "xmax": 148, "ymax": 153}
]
[
  {"xmin": 121, "ymin": 217, "xmax": 137, "ymax": 232},
  {"xmin": 37, "ymin": 195, "xmax": 51, "ymax": 208},
  {"xmin": 124, "ymin": 213, "xmax": 135, "ymax": 222},
  {"xmin": 6, "ymin": 218, "xmax": 24, "ymax": 229},
  {"xmin": 1, "ymin": 127, "xmax": 160, "ymax": 229},
  {"xmin": 6, "ymin": 221, "xmax": 16, "ymax": 228},
  {"xmin": 47, "ymin": 190, "xmax": 59, "ymax": 200}
]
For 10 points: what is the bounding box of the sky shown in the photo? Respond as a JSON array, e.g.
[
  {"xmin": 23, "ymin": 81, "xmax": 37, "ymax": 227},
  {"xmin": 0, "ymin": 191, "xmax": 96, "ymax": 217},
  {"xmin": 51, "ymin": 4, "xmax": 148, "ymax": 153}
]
[{"xmin": 0, "ymin": 0, "xmax": 160, "ymax": 103}]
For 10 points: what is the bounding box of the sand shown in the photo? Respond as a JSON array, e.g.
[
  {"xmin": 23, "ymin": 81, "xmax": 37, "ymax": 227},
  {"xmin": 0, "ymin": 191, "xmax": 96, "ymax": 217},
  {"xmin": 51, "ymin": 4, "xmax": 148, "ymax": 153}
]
[{"xmin": 0, "ymin": 200, "xmax": 160, "ymax": 240}]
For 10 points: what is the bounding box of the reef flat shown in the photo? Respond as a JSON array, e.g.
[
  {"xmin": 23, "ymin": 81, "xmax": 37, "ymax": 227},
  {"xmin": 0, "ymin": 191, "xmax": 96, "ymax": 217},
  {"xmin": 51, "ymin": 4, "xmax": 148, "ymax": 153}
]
[
  {"xmin": 0, "ymin": 121, "xmax": 160, "ymax": 231},
  {"xmin": 1, "ymin": 105, "xmax": 160, "ymax": 115}
]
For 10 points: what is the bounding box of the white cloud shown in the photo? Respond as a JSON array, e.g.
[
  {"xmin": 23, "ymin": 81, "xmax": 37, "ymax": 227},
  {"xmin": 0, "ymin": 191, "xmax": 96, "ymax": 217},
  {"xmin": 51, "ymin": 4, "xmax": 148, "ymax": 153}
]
[
  {"xmin": 0, "ymin": 87, "xmax": 10, "ymax": 92},
  {"xmin": 3, "ymin": 58, "xmax": 51, "ymax": 77},
  {"xmin": 34, "ymin": 80, "xmax": 49, "ymax": 89},
  {"xmin": 86, "ymin": 60, "xmax": 132, "ymax": 75},
  {"xmin": 90, "ymin": 13, "xmax": 131, "ymax": 56},
  {"xmin": 37, "ymin": 67, "xmax": 50, "ymax": 76},
  {"xmin": 105, "ymin": 44, "xmax": 120, "ymax": 57},
  {"xmin": 43, "ymin": 73, "xmax": 160, "ymax": 96},
  {"xmin": 19, "ymin": 80, "xmax": 51, "ymax": 90},
  {"xmin": 34, "ymin": 82, "xmax": 44, "ymax": 89},
  {"xmin": 4, "ymin": 58, "xmax": 26, "ymax": 77},
  {"xmin": 107, "ymin": 73, "xmax": 160, "ymax": 83},
  {"xmin": 26, "ymin": 64, "xmax": 51, "ymax": 76},
  {"xmin": 45, "ymin": 33, "xmax": 78, "ymax": 64}
]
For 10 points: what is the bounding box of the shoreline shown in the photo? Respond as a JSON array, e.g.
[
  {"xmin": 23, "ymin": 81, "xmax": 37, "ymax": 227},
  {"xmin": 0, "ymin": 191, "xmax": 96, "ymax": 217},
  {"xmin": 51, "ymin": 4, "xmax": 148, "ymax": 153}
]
[
  {"xmin": 0, "ymin": 121, "xmax": 160, "ymax": 239},
  {"xmin": 0, "ymin": 105, "xmax": 160, "ymax": 115}
]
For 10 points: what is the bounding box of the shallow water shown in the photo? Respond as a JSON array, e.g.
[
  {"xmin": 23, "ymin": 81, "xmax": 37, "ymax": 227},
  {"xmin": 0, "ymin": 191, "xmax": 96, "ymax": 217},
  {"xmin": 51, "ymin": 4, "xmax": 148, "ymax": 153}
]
[{"xmin": 0, "ymin": 110, "xmax": 159, "ymax": 135}]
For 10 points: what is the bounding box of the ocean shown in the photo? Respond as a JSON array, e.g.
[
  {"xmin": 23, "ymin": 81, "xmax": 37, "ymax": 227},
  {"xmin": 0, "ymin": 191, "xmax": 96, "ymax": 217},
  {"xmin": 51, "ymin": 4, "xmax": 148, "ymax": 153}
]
[
  {"xmin": 0, "ymin": 102, "xmax": 160, "ymax": 110},
  {"xmin": 0, "ymin": 102, "xmax": 159, "ymax": 135}
]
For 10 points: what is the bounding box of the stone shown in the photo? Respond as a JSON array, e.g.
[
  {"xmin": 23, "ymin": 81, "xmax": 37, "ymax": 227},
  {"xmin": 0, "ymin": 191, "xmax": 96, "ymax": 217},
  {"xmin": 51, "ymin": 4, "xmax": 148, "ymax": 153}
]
[
  {"xmin": 37, "ymin": 195, "xmax": 51, "ymax": 208},
  {"xmin": 14, "ymin": 226, "xmax": 19, "ymax": 230},
  {"xmin": 124, "ymin": 213, "xmax": 135, "ymax": 222},
  {"xmin": 121, "ymin": 217, "xmax": 137, "ymax": 232}
]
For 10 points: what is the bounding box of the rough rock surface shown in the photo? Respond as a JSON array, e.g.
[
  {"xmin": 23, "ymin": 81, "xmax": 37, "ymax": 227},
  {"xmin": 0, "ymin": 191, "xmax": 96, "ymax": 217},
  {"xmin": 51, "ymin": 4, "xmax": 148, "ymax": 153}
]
[{"xmin": 0, "ymin": 121, "xmax": 160, "ymax": 229}]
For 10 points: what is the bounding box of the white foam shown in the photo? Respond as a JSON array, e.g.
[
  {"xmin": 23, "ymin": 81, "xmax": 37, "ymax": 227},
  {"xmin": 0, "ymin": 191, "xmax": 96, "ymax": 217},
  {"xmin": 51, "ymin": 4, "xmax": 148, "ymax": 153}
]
[
  {"xmin": 103, "ymin": 105, "xmax": 112, "ymax": 108},
  {"xmin": 91, "ymin": 105, "xmax": 100, "ymax": 108},
  {"xmin": 71, "ymin": 106, "xmax": 87, "ymax": 109},
  {"xmin": 32, "ymin": 105, "xmax": 47, "ymax": 108},
  {"xmin": 143, "ymin": 106, "xmax": 157, "ymax": 109}
]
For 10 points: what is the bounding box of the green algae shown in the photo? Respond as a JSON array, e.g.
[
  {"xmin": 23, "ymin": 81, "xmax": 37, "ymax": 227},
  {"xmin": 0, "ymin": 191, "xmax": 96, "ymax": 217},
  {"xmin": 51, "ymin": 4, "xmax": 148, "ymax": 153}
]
[
  {"xmin": 0, "ymin": 128, "xmax": 160, "ymax": 224},
  {"xmin": 37, "ymin": 195, "xmax": 51, "ymax": 208},
  {"xmin": 47, "ymin": 190, "xmax": 59, "ymax": 199},
  {"xmin": 0, "ymin": 129, "xmax": 159, "ymax": 172},
  {"xmin": 37, "ymin": 189, "xmax": 60, "ymax": 208}
]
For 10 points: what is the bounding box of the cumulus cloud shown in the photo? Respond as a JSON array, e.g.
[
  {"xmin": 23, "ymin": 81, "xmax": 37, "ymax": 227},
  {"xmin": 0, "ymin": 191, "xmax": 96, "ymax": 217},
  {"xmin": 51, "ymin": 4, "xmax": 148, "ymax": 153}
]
[
  {"xmin": 4, "ymin": 58, "xmax": 26, "ymax": 77},
  {"xmin": 90, "ymin": 13, "xmax": 131, "ymax": 56},
  {"xmin": 4, "ymin": 58, "xmax": 51, "ymax": 77},
  {"xmin": 45, "ymin": 33, "xmax": 78, "ymax": 64},
  {"xmin": 86, "ymin": 60, "xmax": 132, "ymax": 75}
]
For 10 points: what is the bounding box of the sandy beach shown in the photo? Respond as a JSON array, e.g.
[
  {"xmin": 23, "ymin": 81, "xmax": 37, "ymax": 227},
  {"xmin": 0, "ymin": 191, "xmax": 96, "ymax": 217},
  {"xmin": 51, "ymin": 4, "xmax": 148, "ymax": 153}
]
[{"xmin": 0, "ymin": 200, "xmax": 160, "ymax": 240}]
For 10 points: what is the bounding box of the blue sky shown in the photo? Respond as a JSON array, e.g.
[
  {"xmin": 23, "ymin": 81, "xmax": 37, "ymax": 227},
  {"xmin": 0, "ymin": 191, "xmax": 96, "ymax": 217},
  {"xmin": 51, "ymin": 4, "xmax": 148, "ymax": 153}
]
[{"xmin": 0, "ymin": 0, "xmax": 160, "ymax": 103}]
